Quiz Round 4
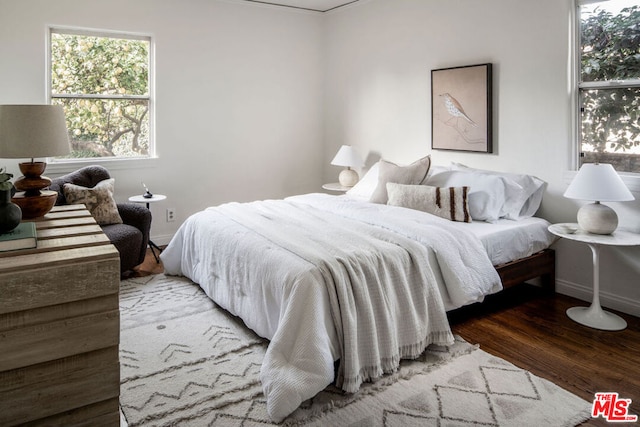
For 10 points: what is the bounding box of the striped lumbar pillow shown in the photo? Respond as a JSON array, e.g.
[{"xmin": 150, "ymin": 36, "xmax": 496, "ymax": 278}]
[{"xmin": 386, "ymin": 183, "xmax": 471, "ymax": 223}]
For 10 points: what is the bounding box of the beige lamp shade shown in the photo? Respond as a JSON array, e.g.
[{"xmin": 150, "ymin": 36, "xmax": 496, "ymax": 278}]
[
  {"xmin": 0, "ymin": 105, "xmax": 71, "ymax": 159},
  {"xmin": 0, "ymin": 105, "xmax": 71, "ymax": 219}
]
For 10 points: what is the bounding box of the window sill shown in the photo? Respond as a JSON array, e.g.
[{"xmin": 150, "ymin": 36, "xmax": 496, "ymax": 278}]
[
  {"xmin": 45, "ymin": 156, "xmax": 159, "ymax": 176},
  {"xmin": 563, "ymin": 170, "xmax": 640, "ymax": 193}
]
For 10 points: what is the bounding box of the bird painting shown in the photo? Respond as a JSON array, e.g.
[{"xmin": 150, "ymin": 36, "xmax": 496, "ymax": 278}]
[
  {"xmin": 431, "ymin": 63, "xmax": 492, "ymax": 152},
  {"xmin": 439, "ymin": 93, "xmax": 477, "ymax": 127}
]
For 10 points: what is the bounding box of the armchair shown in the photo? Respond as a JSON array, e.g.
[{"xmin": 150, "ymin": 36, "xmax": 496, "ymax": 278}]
[{"xmin": 49, "ymin": 165, "xmax": 151, "ymax": 274}]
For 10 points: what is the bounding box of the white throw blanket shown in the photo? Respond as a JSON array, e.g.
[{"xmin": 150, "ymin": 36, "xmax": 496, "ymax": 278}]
[{"xmin": 161, "ymin": 194, "xmax": 501, "ymax": 422}]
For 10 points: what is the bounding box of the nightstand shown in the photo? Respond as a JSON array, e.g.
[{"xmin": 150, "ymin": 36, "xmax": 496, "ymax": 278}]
[
  {"xmin": 322, "ymin": 182, "xmax": 351, "ymax": 193},
  {"xmin": 548, "ymin": 223, "xmax": 640, "ymax": 331}
]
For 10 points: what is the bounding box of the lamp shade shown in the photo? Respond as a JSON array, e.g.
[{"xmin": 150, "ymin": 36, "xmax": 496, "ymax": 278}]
[
  {"xmin": 330, "ymin": 145, "xmax": 364, "ymax": 168},
  {"xmin": 564, "ymin": 163, "xmax": 634, "ymax": 202},
  {"xmin": 0, "ymin": 105, "xmax": 70, "ymax": 159}
]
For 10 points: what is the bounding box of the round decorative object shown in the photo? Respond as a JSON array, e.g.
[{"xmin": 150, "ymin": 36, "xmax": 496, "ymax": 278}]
[
  {"xmin": 577, "ymin": 202, "xmax": 618, "ymax": 235},
  {"xmin": 0, "ymin": 189, "xmax": 22, "ymax": 234},
  {"xmin": 338, "ymin": 168, "xmax": 359, "ymax": 187},
  {"xmin": 11, "ymin": 190, "xmax": 58, "ymax": 219}
]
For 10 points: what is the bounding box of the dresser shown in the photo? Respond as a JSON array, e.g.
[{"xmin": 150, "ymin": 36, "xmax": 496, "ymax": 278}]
[{"xmin": 0, "ymin": 205, "xmax": 121, "ymax": 426}]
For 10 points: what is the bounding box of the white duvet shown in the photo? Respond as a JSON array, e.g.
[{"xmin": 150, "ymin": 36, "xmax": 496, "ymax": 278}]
[{"xmin": 161, "ymin": 193, "xmax": 502, "ymax": 421}]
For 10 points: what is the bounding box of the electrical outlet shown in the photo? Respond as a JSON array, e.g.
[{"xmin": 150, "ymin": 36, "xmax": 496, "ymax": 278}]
[{"xmin": 166, "ymin": 208, "xmax": 176, "ymax": 222}]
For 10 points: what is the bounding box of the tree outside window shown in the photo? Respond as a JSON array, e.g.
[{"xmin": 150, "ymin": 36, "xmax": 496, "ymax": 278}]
[
  {"xmin": 50, "ymin": 30, "xmax": 152, "ymax": 159},
  {"xmin": 579, "ymin": 0, "xmax": 640, "ymax": 173}
]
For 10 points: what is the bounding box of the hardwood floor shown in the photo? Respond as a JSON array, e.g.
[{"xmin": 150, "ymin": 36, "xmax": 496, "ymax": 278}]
[
  {"xmin": 449, "ymin": 285, "xmax": 640, "ymax": 426},
  {"xmin": 126, "ymin": 249, "xmax": 640, "ymax": 426},
  {"xmin": 121, "ymin": 247, "xmax": 165, "ymax": 278}
]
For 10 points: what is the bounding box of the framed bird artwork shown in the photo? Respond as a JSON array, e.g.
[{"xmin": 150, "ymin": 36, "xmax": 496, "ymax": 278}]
[{"xmin": 431, "ymin": 63, "xmax": 493, "ymax": 153}]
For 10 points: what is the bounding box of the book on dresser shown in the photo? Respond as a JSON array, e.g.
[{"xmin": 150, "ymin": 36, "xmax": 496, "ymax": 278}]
[{"xmin": 0, "ymin": 222, "xmax": 37, "ymax": 252}]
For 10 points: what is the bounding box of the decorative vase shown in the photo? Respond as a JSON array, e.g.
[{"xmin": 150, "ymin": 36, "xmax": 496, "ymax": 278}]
[{"xmin": 0, "ymin": 188, "xmax": 22, "ymax": 234}]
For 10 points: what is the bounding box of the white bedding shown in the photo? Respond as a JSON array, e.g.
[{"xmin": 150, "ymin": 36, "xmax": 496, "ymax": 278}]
[
  {"xmin": 160, "ymin": 193, "xmax": 541, "ymax": 422},
  {"xmin": 335, "ymin": 193, "xmax": 554, "ymax": 266},
  {"xmin": 465, "ymin": 216, "xmax": 555, "ymax": 266}
]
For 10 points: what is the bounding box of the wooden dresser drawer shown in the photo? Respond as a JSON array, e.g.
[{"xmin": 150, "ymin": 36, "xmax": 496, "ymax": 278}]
[{"xmin": 0, "ymin": 205, "xmax": 120, "ymax": 426}]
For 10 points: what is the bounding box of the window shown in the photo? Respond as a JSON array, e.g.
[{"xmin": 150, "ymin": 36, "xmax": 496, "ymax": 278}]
[
  {"xmin": 49, "ymin": 29, "xmax": 152, "ymax": 160},
  {"xmin": 577, "ymin": 0, "xmax": 640, "ymax": 173}
]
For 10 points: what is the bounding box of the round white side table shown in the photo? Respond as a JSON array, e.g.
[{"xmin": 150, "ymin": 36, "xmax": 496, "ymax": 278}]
[
  {"xmin": 548, "ymin": 223, "xmax": 640, "ymax": 331},
  {"xmin": 128, "ymin": 194, "xmax": 166, "ymax": 209},
  {"xmin": 322, "ymin": 183, "xmax": 351, "ymax": 193},
  {"xmin": 128, "ymin": 194, "xmax": 167, "ymax": 263}
]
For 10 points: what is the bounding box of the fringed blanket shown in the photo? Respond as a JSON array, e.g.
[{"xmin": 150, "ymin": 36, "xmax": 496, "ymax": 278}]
[{"xmin": 161, "ymin": 194, "xmax": 501, "ymax": 422}]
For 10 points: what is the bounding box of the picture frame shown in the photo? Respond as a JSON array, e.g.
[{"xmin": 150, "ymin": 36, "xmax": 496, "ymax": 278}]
[{"xmin": 431, "ymin": 63, "xmax": 492, "ymax": 153}]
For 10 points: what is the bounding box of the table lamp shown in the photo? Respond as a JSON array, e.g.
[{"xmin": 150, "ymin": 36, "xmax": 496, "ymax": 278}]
[
  {"xmin": 0, "ymin": 105, "xmax": 71, "ymax": 219},
  {"xmin": 564, "ymin": 163, "xmax": 634, "ymax": 234},
  {"xmin": 330, "ymin": 145, "xmax": 364, "ymax": 187}
]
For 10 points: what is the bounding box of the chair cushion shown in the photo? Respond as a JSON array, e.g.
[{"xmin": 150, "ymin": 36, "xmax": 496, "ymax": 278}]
[
  {"xmin": 63, "ymin": 178, "xmax": 123, "ymax": 225},
  {"xmin": 101, "ymin": 223, "xmax": 143, "ymax": 273}
]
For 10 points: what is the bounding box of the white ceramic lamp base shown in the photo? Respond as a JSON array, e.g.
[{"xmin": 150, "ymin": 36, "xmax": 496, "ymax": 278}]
[
  {"xmin": 577, "ymin": 201, "xmax": 618, "ymax": 235},
  {"xmin": 338, "ymin": 168, "xmax": 359, "ymax": 187}
]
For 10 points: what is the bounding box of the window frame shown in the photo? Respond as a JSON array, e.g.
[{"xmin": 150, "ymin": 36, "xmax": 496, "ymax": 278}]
[
  {"xmin": 573, "ymin": 0, "xmax": 640, "ymax": 179},
  {"xmin": 46, "ymin": 26, "xmax": 156, "ymax": 172}
]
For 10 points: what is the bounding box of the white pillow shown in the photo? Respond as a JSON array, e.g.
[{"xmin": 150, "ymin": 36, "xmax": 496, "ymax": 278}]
[
  {"xmin": 386, "ymin": 183, "xmax": 471, "ymax": 223},
  {"xmin": 345, "ymin": 163, "xmax": 379, "ymax": 201},
  {"xmin": 519, "ymin": 184, "xmax": 546, "ymax": 218},
  {"xmin": 450, "ymin": 163, "xmax": 546, "ymax": 219},
  {"xmin": 425, "ymin": 170, "xmax": 521, "ymax": 223},
  {"xmin": 426, "ymin": 163, "xmax": 451, "ymax": 178},
  {"xmin": 369, "ymin": 156, "xmax": 431, "ymax": 204}
]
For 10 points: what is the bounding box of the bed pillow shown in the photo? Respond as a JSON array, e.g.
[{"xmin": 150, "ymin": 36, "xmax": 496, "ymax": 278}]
[
  {"xmin": 63, "ymin": 178, "xmax": 123, "ymax": 225},
  {"xmin": 386, "ymin": 183, "xmax": 471, "ymax": 223},
  {"xmin": 426, "ymin": 163, "xmax": 451, "ymax": 178},
  {"xmin": 425, "ymin": 170, "xmax": 521, "ymax": 222},
  {"xmin": 369, "ymin": 155, "xmax": 431, "ymax": 204},
  {"xmin": 345, "ymin": 162, "xmax": 380, "ymax": 201},
  {"xmin": 450, "ymin": 163, "xmax": 546, "ymax": 219}
]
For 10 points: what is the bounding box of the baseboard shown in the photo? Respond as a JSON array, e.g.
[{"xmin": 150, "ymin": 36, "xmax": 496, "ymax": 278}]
[{"xmin": 555, "ymin": 278, "xmax": 640, "ymax": 318}]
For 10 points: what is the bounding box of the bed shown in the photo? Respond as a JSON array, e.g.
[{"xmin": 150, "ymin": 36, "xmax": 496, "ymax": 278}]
[{"xmin": 160, "ymin": 159, "xmax": 556, "ymax": 422}]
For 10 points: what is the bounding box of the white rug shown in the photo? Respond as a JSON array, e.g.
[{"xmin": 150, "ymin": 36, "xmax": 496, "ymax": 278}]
[{"xmin": 119, "ymin": 274, "xmax": 592, "ymax": 426}]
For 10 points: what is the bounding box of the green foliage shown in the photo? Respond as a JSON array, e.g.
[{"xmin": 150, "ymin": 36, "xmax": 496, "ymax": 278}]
[
  {"xmin": 0, "ymin": 168, "xmax": 13, "ymax": 191},
  {"xmin": 51, "ymin": 32, "xmax": 150, "ymax": 158},
  {"xmin": 581, "ymin": 6, "xmax": 640, "ymax": 81},
  {"xmin": 66, "ymin": 149, "xmax": 104, "ymax": 158},
  {"xmin": 580, "ymin": 5, "xmax": 640, "ymax": 158}
]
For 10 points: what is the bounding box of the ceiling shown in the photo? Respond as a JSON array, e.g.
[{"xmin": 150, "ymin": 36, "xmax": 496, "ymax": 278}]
[{"xmin": 241, "ymin": 0, "xmax": 360, "ymax": 12}]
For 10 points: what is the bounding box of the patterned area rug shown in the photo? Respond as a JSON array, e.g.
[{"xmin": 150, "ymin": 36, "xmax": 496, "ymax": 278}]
[{"xmin": 119, "ymin": 274, "xmax": 591, "ymax": 427}]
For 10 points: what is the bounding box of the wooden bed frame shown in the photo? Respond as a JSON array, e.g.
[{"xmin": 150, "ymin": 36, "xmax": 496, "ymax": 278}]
[{"xmin": 495, "ymin": 249, "xmax": 555, "ymax": 292}]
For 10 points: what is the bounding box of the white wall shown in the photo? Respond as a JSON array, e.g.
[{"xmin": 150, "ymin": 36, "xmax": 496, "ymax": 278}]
[
  {"xmin": 323, "ymin": 0, "xmax": 640, "ymax": 316},
  {"xmin": 0, "ymin": 0, "xmax": 324, "ymax": 244}
]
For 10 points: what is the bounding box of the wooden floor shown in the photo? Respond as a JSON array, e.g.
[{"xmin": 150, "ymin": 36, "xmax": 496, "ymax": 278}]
[
  {"xmin": 128, "ymin": 249, "xmax": 640, "ymax": 426},
  {"xmin": 122, "ymin": 247, "xmax": 165, "ymax": 278},
  {"xmin": 449, "ymin": 285, "xmax": 640, "ymax": 426}
]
